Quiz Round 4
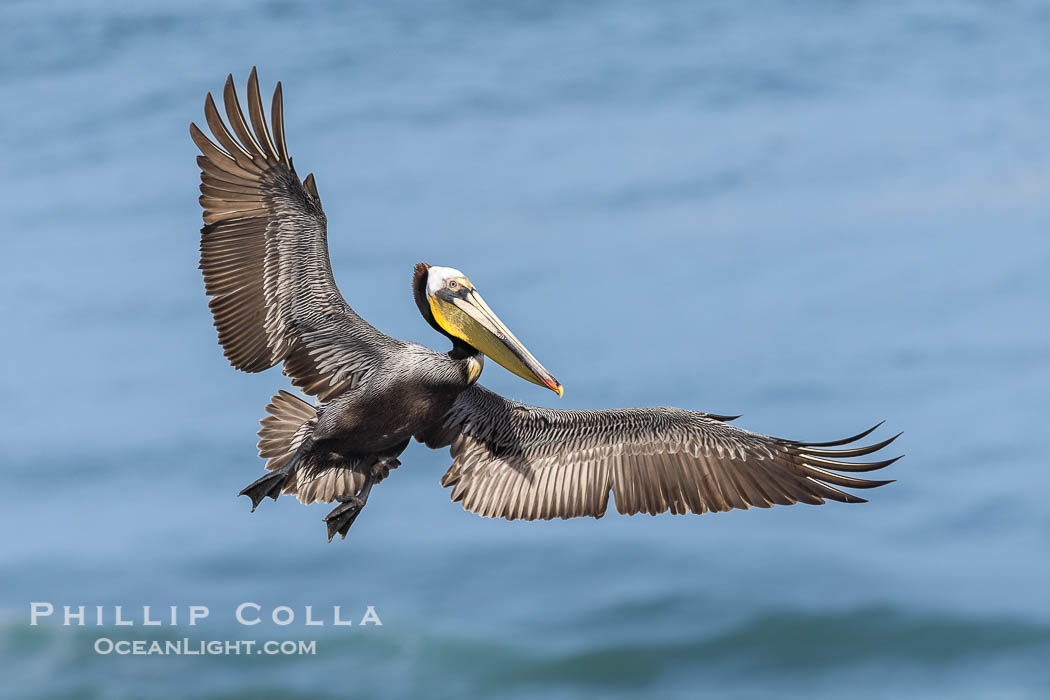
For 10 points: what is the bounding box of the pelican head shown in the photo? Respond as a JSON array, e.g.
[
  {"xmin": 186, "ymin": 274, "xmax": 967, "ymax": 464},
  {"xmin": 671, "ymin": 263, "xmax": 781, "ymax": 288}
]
[{"xmin": 413, "ymin": 263, "xmax": 563, "ymax": 396}]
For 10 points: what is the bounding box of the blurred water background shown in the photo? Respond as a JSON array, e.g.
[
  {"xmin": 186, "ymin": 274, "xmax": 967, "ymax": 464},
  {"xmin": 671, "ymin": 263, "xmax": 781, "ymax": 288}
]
[{"xmin": 3, "ymin": 0, "xmax": 1049, "ymax": 698}]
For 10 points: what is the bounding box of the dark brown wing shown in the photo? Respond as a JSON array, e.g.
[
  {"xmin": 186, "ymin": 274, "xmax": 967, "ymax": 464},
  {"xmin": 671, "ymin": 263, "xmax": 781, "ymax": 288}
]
[
  {"xmin": 424, "ymin": 386, "xmax": 900, "ymax": 520},
  {"xmin": 191, "ymin": 68, "xmax": 395, "ymax": 400}
]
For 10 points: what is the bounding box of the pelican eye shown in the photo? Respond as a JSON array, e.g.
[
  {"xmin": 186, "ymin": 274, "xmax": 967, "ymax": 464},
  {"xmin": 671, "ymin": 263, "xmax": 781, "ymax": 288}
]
[{"xmin": 447, "ymin": 279, "xmax": 459, "ymax": 290}]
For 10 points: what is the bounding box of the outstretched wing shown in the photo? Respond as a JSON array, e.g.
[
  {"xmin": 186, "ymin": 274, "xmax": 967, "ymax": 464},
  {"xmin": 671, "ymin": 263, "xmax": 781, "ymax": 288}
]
[
  {"xmin": 191, "ymin": 68, "xmax": 394, "ymax": 400},
  {"xmin": 424, "ymin": 386, "xmax": 901, "ymax": 520}
]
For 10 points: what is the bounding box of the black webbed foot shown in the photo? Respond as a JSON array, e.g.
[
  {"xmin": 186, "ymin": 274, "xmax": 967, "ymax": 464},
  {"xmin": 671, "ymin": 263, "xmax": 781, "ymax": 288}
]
[
  {"xmin": 324, "ymin": 477, "xmax": 375, "ymax": 542},
  {"xmin": 239, "ymin": 468, "xmax": 290, "ymax": 512},
  {"xmin": 324, "ymin": 496, "xmax": 366, "ymax": 541}
]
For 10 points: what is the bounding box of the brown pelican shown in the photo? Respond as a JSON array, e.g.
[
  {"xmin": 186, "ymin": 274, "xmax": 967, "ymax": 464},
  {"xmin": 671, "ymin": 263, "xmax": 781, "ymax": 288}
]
[{"xmin": 191, "ymin": 69, "xmax": 901, "ymax": 541}]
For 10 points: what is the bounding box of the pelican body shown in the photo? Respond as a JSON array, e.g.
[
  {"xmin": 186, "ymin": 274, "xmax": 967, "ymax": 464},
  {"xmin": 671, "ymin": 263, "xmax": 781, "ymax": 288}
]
[{"xmin": 192, "ymin": 69, "xmax": 900, "ymax": 540}]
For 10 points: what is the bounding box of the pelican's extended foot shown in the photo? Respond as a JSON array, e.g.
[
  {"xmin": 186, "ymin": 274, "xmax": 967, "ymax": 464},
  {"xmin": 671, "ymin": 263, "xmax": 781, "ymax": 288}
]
[
  {"xmin": 324, "ymin": 478, "xmax": 375, "ymax": 542},
  {"xmin": 324, "ymin": 497, "xmax": 366, "ymax": 541},
  {"xmin": 239, "ymin": 467, "xmax": 290, "ymax": 512}
]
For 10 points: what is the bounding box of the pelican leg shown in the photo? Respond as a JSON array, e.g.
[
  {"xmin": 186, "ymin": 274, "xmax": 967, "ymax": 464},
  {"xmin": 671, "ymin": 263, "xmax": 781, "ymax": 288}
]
[
  {"xmin": 239, "ymin": 465, "xmax": 291, "ymax": 512},
  {"xmin": 323, "ymin": 456, "xmax": 400, "ymax": 541},
  {"xmin": 324, "ymin": 478, "xmax": 373, "ymax": 542},
  {"xmin": 239, "ymin": 436, "xmax": 314, "ymax": 511}
]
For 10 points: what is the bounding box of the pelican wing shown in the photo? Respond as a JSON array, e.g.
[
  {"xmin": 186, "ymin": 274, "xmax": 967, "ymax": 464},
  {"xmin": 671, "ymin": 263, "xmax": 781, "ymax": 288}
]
[
  {"xmin": 191, "ymin": 68, "xmax": 390, "ymax": 401},
  {"xmin": 425, "ymin": 386, "xmax": 900, "ymax": 520}
]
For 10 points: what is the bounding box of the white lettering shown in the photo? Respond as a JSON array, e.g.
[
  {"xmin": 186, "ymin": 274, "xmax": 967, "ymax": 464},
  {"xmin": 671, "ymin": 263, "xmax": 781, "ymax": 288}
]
[
  {"xmin": 272, "ymin": 606, "xmax": 294, "ymax": 626},
  {"xmin": 304, "ymin": 605, "xmax": 323, "ymax": 626},
  {"xmin": 360, "ymin": 606, "xmax": 382, "ymax": 626},
  {"xmin": 114, "ymin": 606, "xmax": 133, "ymax": 626},
  {"xmin": 188, "ymin": 605, "xmax": 209, "ymax": 626},
  {"xmin": 143, "ymin": 606, "xmax": 161, "ymax": 626},
  {"xmin": 30, "ymin": 602, "xmax": 53, "ymax": 626},
  {"xmin": 64, "ymin": 605, "xmax": 86, "ymax": 626},
  {"xmin": 236, "ymin": 602, "xmax": 260, "ymax": 626},
  {"xmin": 333, "ymin": 605, "xmax": 353, "ymax": 626}
]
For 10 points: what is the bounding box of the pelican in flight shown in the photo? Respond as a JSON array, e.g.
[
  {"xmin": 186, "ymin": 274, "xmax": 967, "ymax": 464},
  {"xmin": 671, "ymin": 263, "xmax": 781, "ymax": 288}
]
[{"xmin": 191, "ymin": 69, "xmax": 900, "ymax": 541}]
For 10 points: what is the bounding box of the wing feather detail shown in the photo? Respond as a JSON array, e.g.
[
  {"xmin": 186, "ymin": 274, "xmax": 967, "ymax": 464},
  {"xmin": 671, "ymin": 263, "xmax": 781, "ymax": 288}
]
[
  {"xmin": 192, "ymin": 68, "xmax": 394, "ymax": 400},
  {"xmin": 426, "ymin": 386, "xmax": 900, "ymax": 520}
]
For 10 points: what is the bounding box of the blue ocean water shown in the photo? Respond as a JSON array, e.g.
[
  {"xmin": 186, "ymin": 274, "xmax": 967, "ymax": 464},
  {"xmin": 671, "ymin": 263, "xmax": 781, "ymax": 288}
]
[{"xmin": 3, "ymin": 0, "xmax": 1049, "ymax": 697}]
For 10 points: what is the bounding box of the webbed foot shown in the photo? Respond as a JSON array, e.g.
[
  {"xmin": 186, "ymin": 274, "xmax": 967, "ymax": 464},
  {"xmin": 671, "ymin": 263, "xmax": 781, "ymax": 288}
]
[
  {"xmin": 324, "ymin": 496, "xmax": 366, "ymax": 541},
  {"xmin": 324, "ymin": 476, "xmax": 376, "ymax": 542},
  {"xmin": 239, "ymin": 467, "xmax": 290, "ymax": 512}
]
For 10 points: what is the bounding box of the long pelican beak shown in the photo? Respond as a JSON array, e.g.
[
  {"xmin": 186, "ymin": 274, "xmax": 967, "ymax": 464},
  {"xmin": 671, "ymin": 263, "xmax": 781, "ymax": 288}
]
[{"xmin": 429, "ymin": 280, "xmax": 564, "ymax": 396}]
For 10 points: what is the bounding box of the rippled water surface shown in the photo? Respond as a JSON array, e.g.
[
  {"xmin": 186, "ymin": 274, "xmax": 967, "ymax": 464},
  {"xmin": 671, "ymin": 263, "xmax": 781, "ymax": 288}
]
[{"xmin": 3, "ymin": 1, "xmax": 1049, "ymax": 697}]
